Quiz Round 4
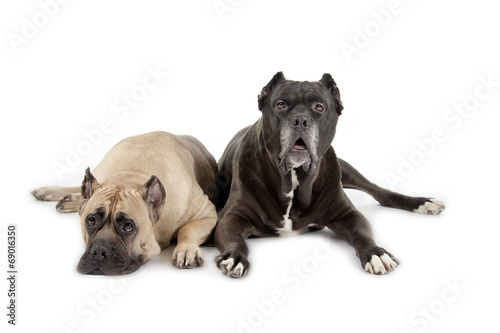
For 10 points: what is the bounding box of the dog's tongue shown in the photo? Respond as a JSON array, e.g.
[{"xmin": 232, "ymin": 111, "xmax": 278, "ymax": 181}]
[{"xmin": 293, "ymin": 138, "xmax": 307, "ymax": 150}]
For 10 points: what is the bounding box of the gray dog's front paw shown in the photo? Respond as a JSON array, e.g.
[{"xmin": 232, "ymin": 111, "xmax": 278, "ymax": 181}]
[
  {"xmin": 172, "ymin": 244, "xmax": 204, "ymax": 269},
  {"xmin": 361, "ymin": 248, "xmax": 399, "ymax": 275},
  {"xmin": 214, "ymin": 250, "xmax": 249, "ymax": 278}
]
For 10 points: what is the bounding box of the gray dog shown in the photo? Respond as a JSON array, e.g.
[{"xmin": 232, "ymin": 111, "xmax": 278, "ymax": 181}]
[{"xmin": 214, "ymin": 72, "xmax": 444, "ymax": 278}]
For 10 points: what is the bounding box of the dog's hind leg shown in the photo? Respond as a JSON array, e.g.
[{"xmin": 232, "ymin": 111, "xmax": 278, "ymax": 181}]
[
  {"xmin": 338, "ymin": 159, "xmax": 445, "ymax": 215},
  {"xmin": 55, "ymin": 193, "xmax": 82, "ymax": 213},
  {"xmin": 32, "ymin": 186, "xmax": 82, "ymax": 213},
  {"xmin": 32, "ymin": 186, "xmax": 80, "ymax": 201}
]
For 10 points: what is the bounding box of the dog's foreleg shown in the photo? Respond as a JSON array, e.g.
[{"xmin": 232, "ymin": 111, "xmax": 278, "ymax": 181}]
[
  {"xmin": 172, "ymin": 216, "xmax": 217, "ymax": 269},
  {"xmin": 214, "ymin": 217, "xmax": 254, "ymax": 278},
  {"xmin": 327, "ymin": 205, "xmax": 399, "ymax": 275},
  {"xmin": 338, "ymin": 159, "xmax": 444, "ymax": 215}
]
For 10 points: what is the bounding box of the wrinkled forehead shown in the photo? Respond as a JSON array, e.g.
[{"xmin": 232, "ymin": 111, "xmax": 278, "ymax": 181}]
[
  {"xmin": 114, "ymin": 190, "xmax": 148, "ymax": 214},
  {"xmin": 81, "ymin": 188, "xmax": 148, "ymax": 220}
]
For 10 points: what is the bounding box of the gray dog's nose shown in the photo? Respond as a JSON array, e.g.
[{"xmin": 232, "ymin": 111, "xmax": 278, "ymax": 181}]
[
  {"xmin": 90, "ymin": 244, "xmax": 111, "ymax": 261},
  {"xmin": 291, "ymin": 115, "xmax": 310, "ymax": 130}
]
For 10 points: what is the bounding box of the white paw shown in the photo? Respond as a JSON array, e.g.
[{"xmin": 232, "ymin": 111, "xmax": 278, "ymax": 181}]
[
  {"xmin": 364, "ymin": 253, "xmax": 398, "ymax": 275},
  {"xmin": 172, "ymin": 244, "xmax": 204, "ymax": 269},
  {"xmin": 413, "ymin": 199, "xmax": 445, "ymax": 215},
  {"xmin": 219, "ymin": 258, "xmax": 246, "ymax": 278}
]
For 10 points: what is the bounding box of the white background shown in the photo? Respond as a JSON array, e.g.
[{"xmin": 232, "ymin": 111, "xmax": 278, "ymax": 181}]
[{"xmin": 1, "ymin": 0, "xmax": 499, "ymax": 332}]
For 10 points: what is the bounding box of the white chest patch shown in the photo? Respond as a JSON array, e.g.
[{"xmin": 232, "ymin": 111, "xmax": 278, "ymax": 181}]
[{"xmin": 277, "ymin": 169, "xmax": 299, "ymax": 233}]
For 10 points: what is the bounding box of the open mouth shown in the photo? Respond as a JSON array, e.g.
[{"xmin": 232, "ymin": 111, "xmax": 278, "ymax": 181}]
[
  {"xmin": 277, "ymin": 126, "xmax": 319, "ymax": 176},
  {"xmin": 292, "ymin": 138, "xmax": 307, "ymax": 150},
  {"xmin": 278, "ymin": 136, "xmax": 313, "ymax": 174}
]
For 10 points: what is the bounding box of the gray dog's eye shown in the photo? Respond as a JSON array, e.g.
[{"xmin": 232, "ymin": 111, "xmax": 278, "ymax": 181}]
[
  {"xmin": 314, "ymin": 103, "xmax": 325, "ymax": 112},
  {"xmin": 276, "ymin": 101, "xmax": 286, "ymax": 110}
]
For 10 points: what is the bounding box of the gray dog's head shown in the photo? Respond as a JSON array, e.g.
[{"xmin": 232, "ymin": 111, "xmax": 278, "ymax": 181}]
[
  {"xmin": 76, "ymin": 168, "xmax": 165, "ymax": 275},
  {"xmin": 257, "ymin": 72, "xmax": 343, "ymax": 176}
]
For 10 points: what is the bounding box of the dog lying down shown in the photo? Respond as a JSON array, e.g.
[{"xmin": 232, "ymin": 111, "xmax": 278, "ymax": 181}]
[
  {"xmin": 213, "ymin": 72, "xmax": 445, "ymax": 278},
  {"xmin": 33, "ymin": 74, "xmax": 445, "ymax": 277},
  {"xmin": 33, "ymin": 131, "xmax": 218, "ymax": 275}
]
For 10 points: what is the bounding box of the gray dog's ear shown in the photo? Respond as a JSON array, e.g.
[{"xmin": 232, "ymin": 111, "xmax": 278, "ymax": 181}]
[
  {"xmin": 141, "ymin": 175, "xmax": 166, "ymax": 222},
  {"xmin": 319, "ymin": 73, "xmax": 344, "ymax": 115},
  {"xmin": 81, "ymin": 167, "xmax": 100, "ymax": 202},
  {"xmin": 258, "ymin": 71, "xmax": 286, "ymax": 111}
]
